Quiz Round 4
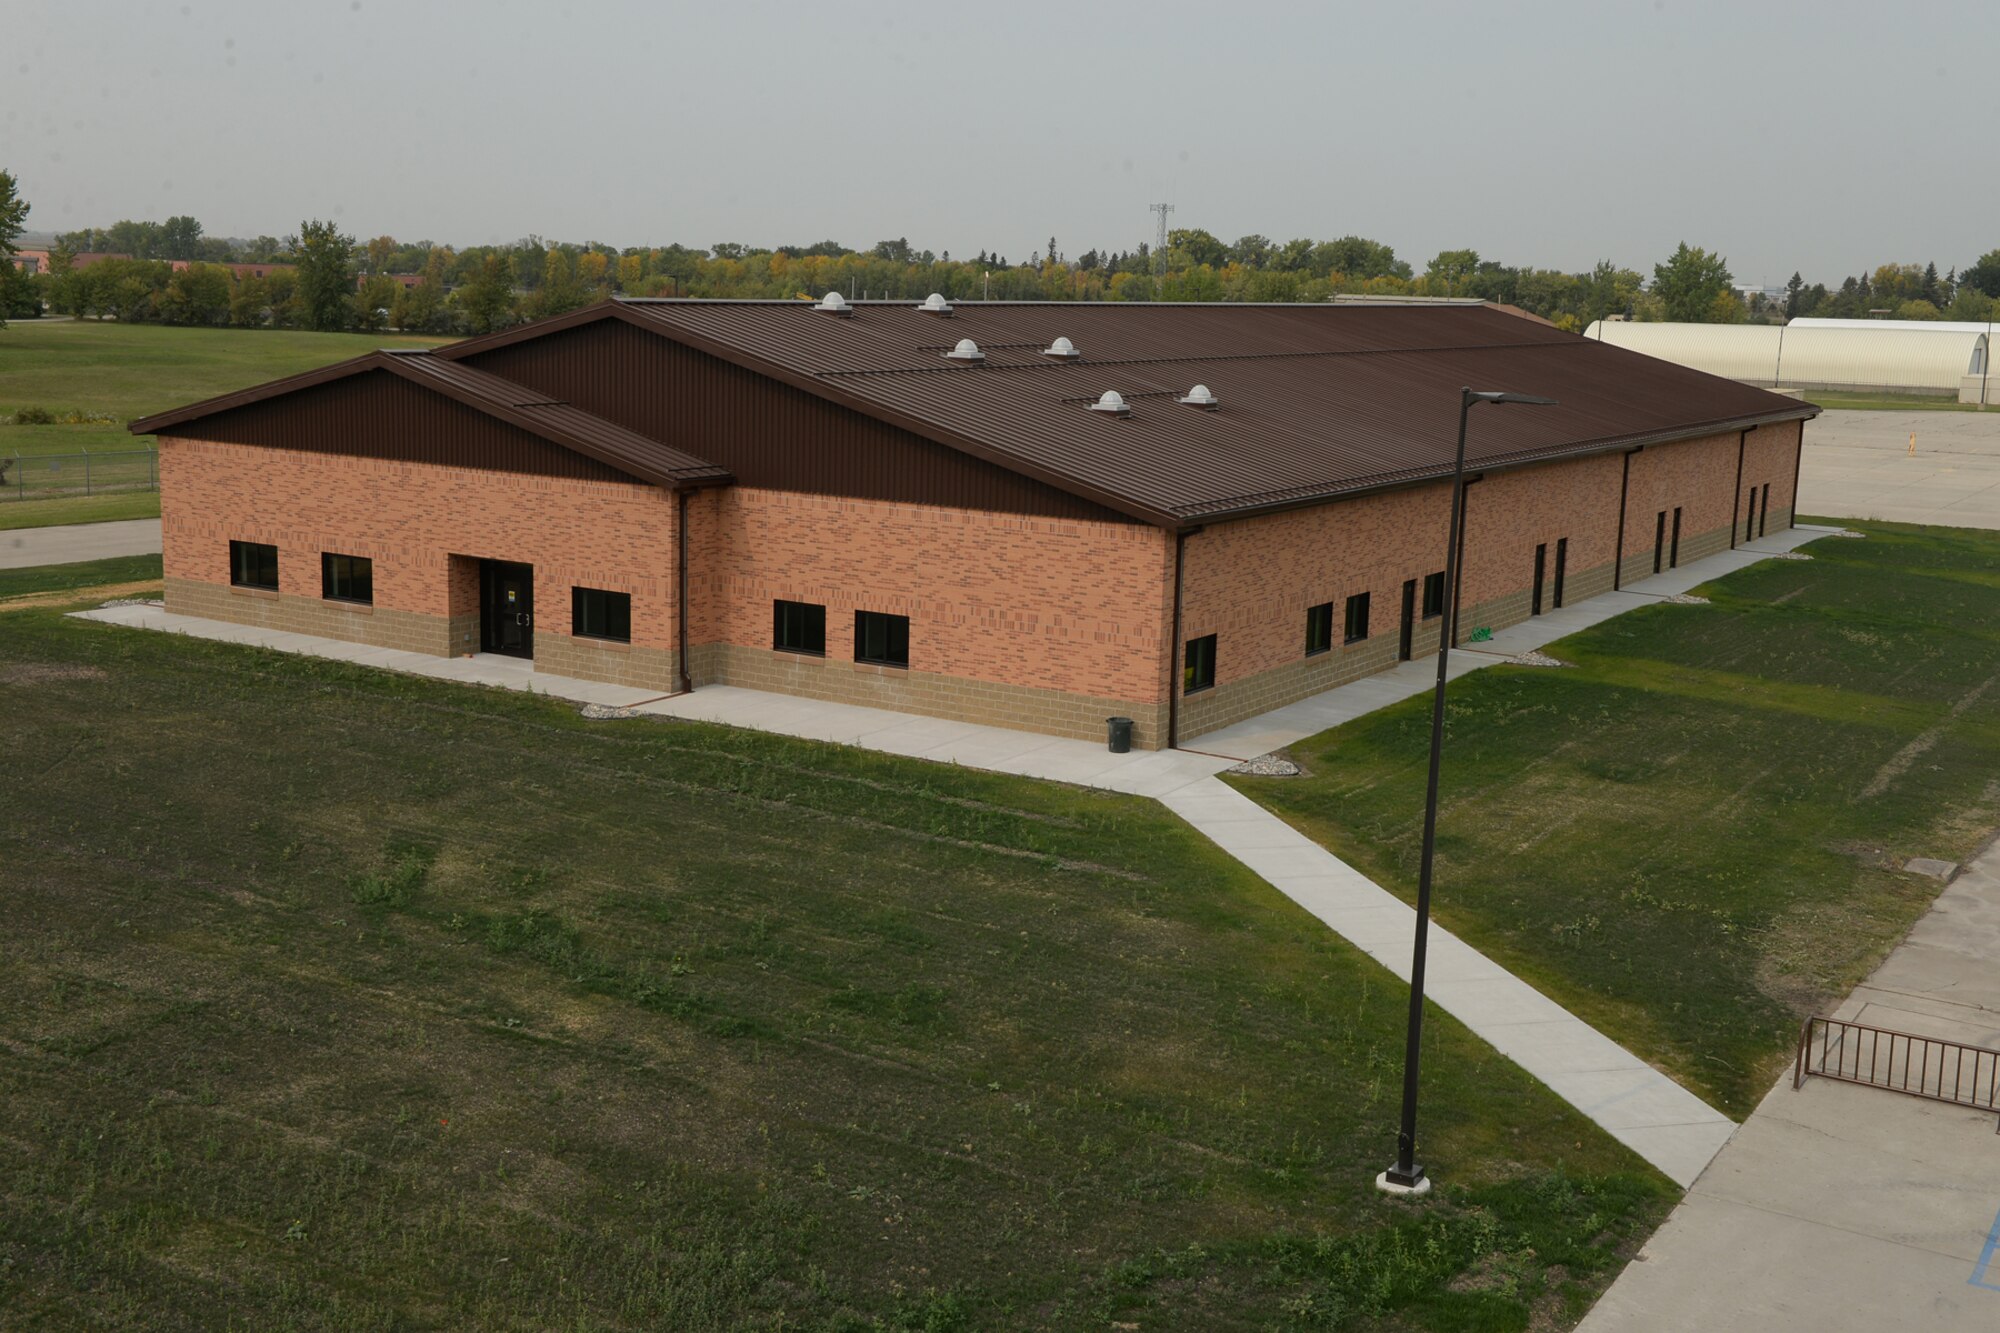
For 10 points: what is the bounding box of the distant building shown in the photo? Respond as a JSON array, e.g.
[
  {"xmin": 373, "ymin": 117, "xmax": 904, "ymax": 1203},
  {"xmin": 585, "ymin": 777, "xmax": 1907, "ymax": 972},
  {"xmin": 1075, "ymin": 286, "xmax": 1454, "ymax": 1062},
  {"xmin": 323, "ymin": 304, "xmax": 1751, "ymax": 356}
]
[
  {"xmin": 166, "ymin": 260, "xmax": 295, "ymax": 281},
  {"xmin": 7, "ymin": 249, "xmax": 133, "ymax": 274},
  {"xmin": 357, "ymin": 272, "xmax": 426, "ymax": 291},
  {"xmin": 1583, "ymin": 318, "xmax": 1992, "ymax": 401}
]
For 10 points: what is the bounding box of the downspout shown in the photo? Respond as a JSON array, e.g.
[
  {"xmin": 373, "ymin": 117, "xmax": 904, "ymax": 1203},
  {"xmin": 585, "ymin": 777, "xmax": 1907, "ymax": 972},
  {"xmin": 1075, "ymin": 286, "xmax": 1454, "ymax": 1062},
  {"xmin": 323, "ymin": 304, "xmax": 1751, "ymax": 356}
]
[
  {"xmin": 1613, "ymin": 447, "xmax": 1641, "ymax": 590},
  {"xmin": 1166, "ymin": 526, "xmax": 1199, "ymax": 749},
  {"xmin": 1448, "ymin": 476, "xmax": 1481, "ymax": 645},
  {"xmin": 1788, "ymin": 420, "xmax": 1805, "ymax": 531},
  {"xmin": 677, "ymin": 488, "xmax": 693, "ymax": 694},
  {"xmin": 1730, "ymin": 429, "xmax": 1747, "ymax": 549}
]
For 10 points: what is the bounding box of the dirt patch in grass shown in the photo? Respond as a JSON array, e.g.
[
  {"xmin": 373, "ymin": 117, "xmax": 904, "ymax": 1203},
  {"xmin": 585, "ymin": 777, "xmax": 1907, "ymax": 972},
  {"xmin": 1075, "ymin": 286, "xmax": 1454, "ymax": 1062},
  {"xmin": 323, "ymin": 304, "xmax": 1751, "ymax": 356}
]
[{"xmin": 0, "ymin": 661, "xmax": 107, "ymax": 684}]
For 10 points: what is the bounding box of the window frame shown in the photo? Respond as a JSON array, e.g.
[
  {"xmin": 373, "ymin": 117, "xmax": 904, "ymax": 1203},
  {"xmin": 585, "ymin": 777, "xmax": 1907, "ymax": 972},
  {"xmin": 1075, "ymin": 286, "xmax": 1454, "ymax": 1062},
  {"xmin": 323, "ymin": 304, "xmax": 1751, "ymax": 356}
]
[
  {"xmin": 1183, "ymin": 633, "xmax": 1217, "ymax": 694},
  {"xmin": 1343, "ymin": 591, "xmax": 1371, "ymax": 644},
  {"xmin": 319, "ymin": 551, "xmax": 374, "ymax": 606},
  {"xmin": 229, "ymin": 539, "xmax": 278, "ymax": 591},
  {"xmin": 853, "ymin": 609, "xmax": 910, "ymax": 668},
  {"xmin": 570, "ymin": 586, "xmax": 633, "ymax": 644},
  {"xmin": 1304, "ymin": 601, "xmax": 1334, "ymax": 657},
  {"xmin": 1421, "ymin": 570, "xmax": 1446, "ymax": 619},
  {"xmin": 772, "ymin": 599, "xmax": 827, "ymax": 656}
]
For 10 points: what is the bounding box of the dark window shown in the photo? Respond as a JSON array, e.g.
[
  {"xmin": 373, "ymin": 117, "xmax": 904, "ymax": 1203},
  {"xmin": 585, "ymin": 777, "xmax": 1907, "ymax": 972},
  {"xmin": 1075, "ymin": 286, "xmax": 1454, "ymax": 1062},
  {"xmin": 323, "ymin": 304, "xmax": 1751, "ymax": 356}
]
[
  {"xmin": 1532, "ymin": 543, "xmax": 1548, "ymax": 616},
  {"xmin": 230, "ymin": 540, "xmax": 278, "ymax": 590},
  {"xmin": 1184, "ymin": 633, "xmax": 1216, "ymax": 693},
  {"xmin": 1670, "ymin": 506, "xmax": 1683, "ymax": 568},
  {"xmin": 1759, "ymin": 483, "xmax": 1770, "ymax": 537},
  {"xmin": 1745, "ymin": 487, "xmax": 1758, "ymax": 542},
  {"xmin": 1421, "ymin": 571, "xmax": 1446, "ymax": 619},
  {"xmin": 320, "ymin": 552, "xmax": 373, "ymax": 605},
  {"xmin": 1304, "ymin": 601, "xmax": 1334, "ymax": 656},
  {"xmin": 1343, "ymin": 591, "xmax": 1371, "ymax": 644},
  {"xmin": 1553, "ymin": 537, "xmax": 1568, "ymax": 609},
  {"xmin": 854, "ymin": 610, "xmax": 909, "ymax": 667},
  {"xmin": 1653, "ymin": 510, "xmax": 1667, "ymax": 574},
  {"xmin": 773, "ymin": 599, "xmax": 827, "ymax": 655},
  {"xmin": 571, "ymin": 587, "xmax": 632, "ymax": 642}
]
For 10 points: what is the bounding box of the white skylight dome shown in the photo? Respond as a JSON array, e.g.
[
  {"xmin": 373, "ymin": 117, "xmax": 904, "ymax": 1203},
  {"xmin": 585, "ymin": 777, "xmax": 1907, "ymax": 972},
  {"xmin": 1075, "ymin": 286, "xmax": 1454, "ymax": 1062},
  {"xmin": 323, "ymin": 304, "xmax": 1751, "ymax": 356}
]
[
  {"xmin": 918, "ymin": 292, "xmax": 954, "ymax": 314},
  {"xmin": 1088, "ymin": 389, "xmax": 1131, "ymax": 416},
  {"xmin": 815, "ymin": 292, "xmax": 853, "ymax": 316},
  {"xmin": 1179, "ymin": 383, "xmax": 1220, "ymax": 409},
  {"xmin": 1042, "ymin": 336, "xmax": 1080, "ymax": 360},
  {"xmin": 944, "ymin": 337, "xmax": 985, "ymax": 363}
]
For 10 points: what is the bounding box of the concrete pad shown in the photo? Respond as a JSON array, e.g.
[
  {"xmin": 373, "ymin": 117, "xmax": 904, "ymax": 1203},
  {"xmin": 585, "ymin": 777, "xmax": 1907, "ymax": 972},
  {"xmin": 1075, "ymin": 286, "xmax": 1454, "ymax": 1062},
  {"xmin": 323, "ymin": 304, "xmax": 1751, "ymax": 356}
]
[
  {"xmin": 0, "ymin": 517, "xmax": 162, "ymax": 568},
  {"xmin": 1798, "ymin": 409, "xmax": 2000, "ymax": 530},
  {"xmin": 1580, "ymin": 836, "xmax": 2000, "ymax": 1328},
  {"xmin": 1540, "ymin": 1067, "xmax": 1732, "ymax": 1131}
]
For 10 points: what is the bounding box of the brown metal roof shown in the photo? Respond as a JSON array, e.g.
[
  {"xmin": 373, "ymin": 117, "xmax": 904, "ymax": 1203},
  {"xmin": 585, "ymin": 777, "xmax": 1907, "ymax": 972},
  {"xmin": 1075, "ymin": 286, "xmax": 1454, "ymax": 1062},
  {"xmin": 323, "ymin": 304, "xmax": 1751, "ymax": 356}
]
[
  {"xmin": 130, "ymin": 349, "xmax": 731, "ymax": 490},
  {"xmin": 442, "ymin": 299, "xmax": 1816, "ymax": 526}
]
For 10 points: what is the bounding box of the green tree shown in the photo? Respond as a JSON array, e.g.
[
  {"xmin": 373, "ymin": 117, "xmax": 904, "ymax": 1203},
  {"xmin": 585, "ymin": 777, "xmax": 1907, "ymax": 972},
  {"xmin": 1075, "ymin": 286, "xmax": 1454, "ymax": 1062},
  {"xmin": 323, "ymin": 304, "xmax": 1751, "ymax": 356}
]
[
  {"xmin": 159, "ymin": 215, "xmax": 204, "ymax": 261},
  {"xmin": 1167, "ymin": 228, "xmax": 1228, "ymax": 270},
  {"xmin": 1651, "ymin": 242, "xmax": 1734, "ymax": 322},
  {"xmin": 158, "ymin": 262, "xmax": 231, "ymax": 325},
  {"xmin": 1425, "ymin": 248, "xmax": 1481, "ymax": 295},
  {"xmin": 1960, "ymin": 250, "xmax": 2000, "ymax": 299},
  {"xmin": 288, "ymin": 218, "xmax": 356, "ymax": 331},
  {"xmin": 458, "ymin": 253, "xmax": 517, "ymax": 333},
  {"xmin": 0, "ymin": 169, "xmax": 28, "ymax": 330},
  {"xmin": 354, "ymin": 273, "xmax": 397, "ymax": 331},
  {"xmin": 1784, "ymin": 272, "xmax": 1805, "ymax": 320}
]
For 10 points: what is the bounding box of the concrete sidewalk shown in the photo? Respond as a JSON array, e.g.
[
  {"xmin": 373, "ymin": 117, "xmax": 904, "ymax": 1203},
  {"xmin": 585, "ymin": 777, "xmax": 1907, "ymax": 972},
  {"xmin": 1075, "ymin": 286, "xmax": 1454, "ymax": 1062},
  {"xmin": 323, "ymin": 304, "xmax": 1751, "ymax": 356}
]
[
  {"xmin": 1, "ymin": 517, "xmax": 162, "ymax": 569},
  {"xmin": 1581, "ymin": 840, "xmax": 2000, "ymax": 1329}
]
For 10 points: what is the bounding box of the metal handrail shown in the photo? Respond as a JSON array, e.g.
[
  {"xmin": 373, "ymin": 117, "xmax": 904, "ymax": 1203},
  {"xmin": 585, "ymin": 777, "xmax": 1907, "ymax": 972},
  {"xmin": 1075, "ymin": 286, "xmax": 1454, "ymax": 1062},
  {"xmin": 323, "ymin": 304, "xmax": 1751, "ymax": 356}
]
[{"xmin": 1795, "ymin": 1016, "xmax": 2000, "ymax": 1127}]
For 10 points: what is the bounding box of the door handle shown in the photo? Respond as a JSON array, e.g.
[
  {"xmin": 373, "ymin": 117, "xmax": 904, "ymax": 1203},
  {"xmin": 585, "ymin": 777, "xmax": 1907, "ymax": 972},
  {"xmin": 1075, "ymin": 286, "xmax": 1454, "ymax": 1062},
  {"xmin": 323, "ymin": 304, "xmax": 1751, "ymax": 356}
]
[{"xmin": 518, "ymin": 612, "xmax": 532, "ymax": 627}]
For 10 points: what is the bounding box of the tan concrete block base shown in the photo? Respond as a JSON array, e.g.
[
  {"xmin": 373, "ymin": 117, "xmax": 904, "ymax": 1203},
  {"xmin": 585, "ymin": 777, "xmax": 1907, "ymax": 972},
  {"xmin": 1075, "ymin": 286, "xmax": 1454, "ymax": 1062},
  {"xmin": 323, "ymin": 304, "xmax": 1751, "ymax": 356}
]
[
  {"xmin": 535, "ymin": 633, "xmax": 679, "ymax": 695},
  {"xmin": 164, "ymin": 577, "xmax": 455, "ymax": 656},
  {"xmin": 691, "ymin": 641, "xmax": 1169, "ymax": 749}
]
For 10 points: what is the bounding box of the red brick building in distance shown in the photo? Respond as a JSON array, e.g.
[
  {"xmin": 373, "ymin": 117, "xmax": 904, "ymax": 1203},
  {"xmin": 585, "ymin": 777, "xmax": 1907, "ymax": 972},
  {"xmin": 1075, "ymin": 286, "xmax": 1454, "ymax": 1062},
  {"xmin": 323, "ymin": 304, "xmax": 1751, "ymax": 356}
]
[{"xmin": 131, "ymin": 298, "xmax": 1816, "ymax": 749}]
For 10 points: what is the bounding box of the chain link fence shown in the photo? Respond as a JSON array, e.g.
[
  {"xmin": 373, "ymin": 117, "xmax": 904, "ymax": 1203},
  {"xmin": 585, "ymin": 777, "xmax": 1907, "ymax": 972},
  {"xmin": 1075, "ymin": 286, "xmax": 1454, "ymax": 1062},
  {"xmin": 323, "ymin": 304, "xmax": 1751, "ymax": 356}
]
[{"xmin": 0, "ymin": 449, "xmax": 158, "ymax": 500}]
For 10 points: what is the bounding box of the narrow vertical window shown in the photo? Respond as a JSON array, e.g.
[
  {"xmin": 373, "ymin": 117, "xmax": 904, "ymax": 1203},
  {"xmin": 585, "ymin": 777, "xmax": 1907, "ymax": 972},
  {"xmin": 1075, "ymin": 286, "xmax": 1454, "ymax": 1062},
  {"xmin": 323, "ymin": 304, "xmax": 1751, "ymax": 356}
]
[
  {"xmin": 1304, "ymin": 601, "xmax": 1334, "ymax": 656},
  {"xmin": 1653, "ymin": 511, "xmax": 1667, "ymax": 574},
  {"xmin": 1759, "ymin": 483, "xmax": 1770, "ymax": 536},
  {"xmin": 1343, "ymin": 591, "xmax": 1371, "ymax": 644},
  {"xmin": 854, "ymin": 610, "xmax": 910, "ymax": 667},
  {"xmin": 1670, "ymin": 506, "xmax": 1683, "ymax": 568},
  {"xmin": 1553, "ymin": 537, "xmax": 1568, "ymax": 609},
  {"xmin": 1532, "ymin": 543, "xmax": 1547, "ymax": 616},
  {"xmin": 1183, "ymin": 634, "xmax": 1216, "ymax": 693},
  {"xmin": 230, "ymin": 540, "xmax": 278, "ymax": 590},
  {"xmin": 1421, "ymin": 571, "xmax": 1446, "ymax": 619},
  {"xmin": 1746, "ymin": 487, "xmax": 1758, "ymax": 542}
]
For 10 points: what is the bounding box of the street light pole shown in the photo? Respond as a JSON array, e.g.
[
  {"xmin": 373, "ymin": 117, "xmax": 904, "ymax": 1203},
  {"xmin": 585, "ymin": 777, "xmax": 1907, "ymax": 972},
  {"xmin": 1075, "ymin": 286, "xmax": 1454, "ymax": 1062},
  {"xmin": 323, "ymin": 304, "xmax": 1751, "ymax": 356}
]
[{"xmin": 1379, "ymin": 385, "xmax": 1557, "ymax": 1197}]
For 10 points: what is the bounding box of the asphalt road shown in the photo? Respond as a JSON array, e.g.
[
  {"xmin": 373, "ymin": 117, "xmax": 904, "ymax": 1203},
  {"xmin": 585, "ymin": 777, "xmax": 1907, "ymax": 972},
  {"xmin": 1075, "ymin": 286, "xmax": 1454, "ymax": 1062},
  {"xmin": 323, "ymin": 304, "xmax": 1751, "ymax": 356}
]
[{"xmin": 0, "ymin": 518, "xmax": 162, "ymax": 569}]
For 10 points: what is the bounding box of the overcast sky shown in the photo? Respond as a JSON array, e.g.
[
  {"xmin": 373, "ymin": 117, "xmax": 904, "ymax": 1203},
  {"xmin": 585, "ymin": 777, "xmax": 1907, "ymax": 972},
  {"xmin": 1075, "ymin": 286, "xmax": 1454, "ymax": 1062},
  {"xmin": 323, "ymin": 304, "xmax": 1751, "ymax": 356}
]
[{"xmin": 8, "ymin": 0, "xmax": 1993, "ymax": 284}]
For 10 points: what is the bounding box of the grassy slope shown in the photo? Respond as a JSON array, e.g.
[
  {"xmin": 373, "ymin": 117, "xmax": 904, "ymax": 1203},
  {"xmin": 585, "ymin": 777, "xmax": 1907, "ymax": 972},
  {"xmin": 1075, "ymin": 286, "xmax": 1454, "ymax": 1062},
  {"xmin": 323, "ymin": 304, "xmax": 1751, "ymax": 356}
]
[
  {"xmin": 1231, "ymin": 522, "xmax": 2000, "ymax": 1115},
  {"xmin": 0, "ymin": 602, "xmax": 1671, "ymax": 1332},
  {"xmin": 0, "ymin": 319, "xmax": 450, "ymax": 441},
  {"xmin": 0, "ymin": 321, "xmax": 448, "ymax": 526},
  {"xmin": 0, "ymin": 553, "xmax": 161, "ymax": 599},
  {"xmin": 0, "ymin": 490, "xmax": 159, "ymax": 530}
]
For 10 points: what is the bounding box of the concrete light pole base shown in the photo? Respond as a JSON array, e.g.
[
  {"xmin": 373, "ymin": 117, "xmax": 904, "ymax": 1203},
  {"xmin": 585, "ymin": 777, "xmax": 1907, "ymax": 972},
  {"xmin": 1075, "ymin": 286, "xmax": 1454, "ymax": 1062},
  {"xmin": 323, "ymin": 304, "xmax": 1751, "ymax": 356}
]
[{"xmin": 1375, "ymin": 1170, "xmax": 1433, "ymax": 1198}]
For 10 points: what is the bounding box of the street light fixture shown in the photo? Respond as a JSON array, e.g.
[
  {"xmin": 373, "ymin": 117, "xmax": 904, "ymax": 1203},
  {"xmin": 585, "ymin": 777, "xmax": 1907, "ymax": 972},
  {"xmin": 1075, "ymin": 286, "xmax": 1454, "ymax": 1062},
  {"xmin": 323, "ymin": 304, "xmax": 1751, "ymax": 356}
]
[{"xmin": 1378, "ymin": 385, "xmax": 1558, "ymax": 1198}]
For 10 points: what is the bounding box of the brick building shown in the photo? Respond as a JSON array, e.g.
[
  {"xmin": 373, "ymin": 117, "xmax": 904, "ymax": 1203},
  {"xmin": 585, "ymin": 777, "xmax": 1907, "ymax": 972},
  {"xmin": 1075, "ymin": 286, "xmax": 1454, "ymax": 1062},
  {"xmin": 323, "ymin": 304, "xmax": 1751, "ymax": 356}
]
[{"xmin": 132, "ymin": 299, "xmax": 1815, "ymax": 749}]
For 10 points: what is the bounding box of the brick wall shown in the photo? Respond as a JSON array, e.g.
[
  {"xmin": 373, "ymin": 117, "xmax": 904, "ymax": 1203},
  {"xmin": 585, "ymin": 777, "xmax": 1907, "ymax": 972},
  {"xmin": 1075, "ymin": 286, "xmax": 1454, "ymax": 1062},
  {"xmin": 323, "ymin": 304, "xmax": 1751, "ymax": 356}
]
[
  {"xmin": 159, "ymin": 437, "xmax": 684, "ymax": 692},
  {"xmin": 683, "ymin": 487, "xmax": 1177, "ymax": 747},
  {"xmin": 1177, "ymin": 428, "xmax": 1782, "ymax": 742},
  {"xmin": 1736, "ymin": 419, "xmax": 1804, "ymax": 538}
]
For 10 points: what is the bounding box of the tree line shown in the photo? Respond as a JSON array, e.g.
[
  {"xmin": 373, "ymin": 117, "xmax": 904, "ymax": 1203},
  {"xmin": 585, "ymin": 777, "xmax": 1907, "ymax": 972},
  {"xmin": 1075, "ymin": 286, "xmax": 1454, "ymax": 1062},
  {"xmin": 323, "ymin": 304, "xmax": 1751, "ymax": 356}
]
[{"xmin": 8, "ymin": 177, "xmax": 1999, "ymax": 336}]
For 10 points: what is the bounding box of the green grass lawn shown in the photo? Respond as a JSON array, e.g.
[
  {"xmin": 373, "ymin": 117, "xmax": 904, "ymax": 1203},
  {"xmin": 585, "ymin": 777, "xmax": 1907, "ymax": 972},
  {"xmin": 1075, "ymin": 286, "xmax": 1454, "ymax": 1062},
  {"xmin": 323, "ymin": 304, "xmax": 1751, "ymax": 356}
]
[
  {"xmin": 0, "ymin": 553, "xmax": 161, "ymax": 600},
  {"xmin": 1230, "ymin": 521, "xmax": 2000, "ymax": 1116},
  {"xmin": 0, "ymin": 319, "xmax": 450, "ymax": 439},
  {"xmin": 1807, "ymin": 391, "xmax": 1987, "ymax": 412},
  {"xmin": 0, "ymin": 490, "xmax": 159, "ymax": 530},
  {"xmin": 0, "ymin": 321, "xmax": 447, "ymax": 528},
  {"xmin": 0, "ymin": 597, "xmax": 1671, "ymax": 1331}
]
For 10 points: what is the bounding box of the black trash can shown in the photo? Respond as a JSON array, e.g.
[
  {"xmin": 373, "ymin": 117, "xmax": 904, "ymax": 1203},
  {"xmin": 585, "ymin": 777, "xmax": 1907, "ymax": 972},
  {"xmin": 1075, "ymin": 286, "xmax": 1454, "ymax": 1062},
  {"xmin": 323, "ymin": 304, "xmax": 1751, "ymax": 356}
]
[{"xmin": 1106, "ymin": 716, "xmax": 1134, "ymax": 754}]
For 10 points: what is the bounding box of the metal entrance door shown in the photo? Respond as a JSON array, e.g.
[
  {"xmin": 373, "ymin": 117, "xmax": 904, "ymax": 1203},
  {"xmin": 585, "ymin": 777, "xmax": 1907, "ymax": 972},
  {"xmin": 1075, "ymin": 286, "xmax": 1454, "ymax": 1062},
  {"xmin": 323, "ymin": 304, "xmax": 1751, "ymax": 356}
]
[
  {"xmin": 480, "ymin": 560, "xmax": 534, "ymax": 658},
  {"xmin": 1399, "ymin": 579, "xmax": 1417, "ymax": 661}
]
